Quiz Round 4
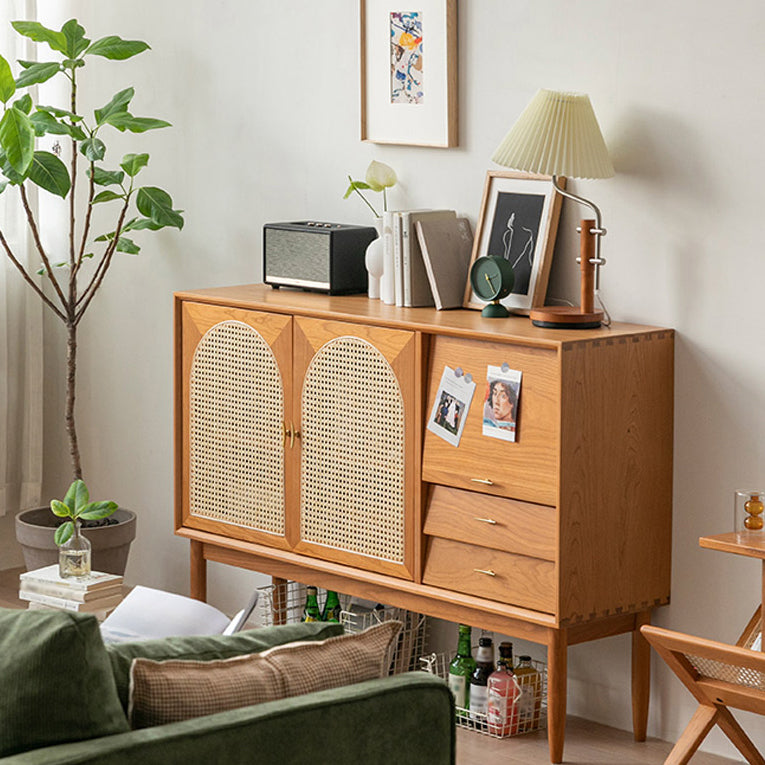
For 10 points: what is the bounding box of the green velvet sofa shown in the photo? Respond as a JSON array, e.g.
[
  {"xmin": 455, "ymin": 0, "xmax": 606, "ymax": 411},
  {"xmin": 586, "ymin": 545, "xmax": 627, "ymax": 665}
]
[{"xmin": 0, "ymin": 608, "xmax": 455, "ymax": 765}]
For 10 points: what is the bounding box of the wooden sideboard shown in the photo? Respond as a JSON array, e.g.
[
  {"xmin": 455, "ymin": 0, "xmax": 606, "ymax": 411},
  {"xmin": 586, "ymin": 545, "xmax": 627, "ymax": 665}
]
[{"xmin": 173, "ymin": 283, "xmax": 674, "ymax": 764}]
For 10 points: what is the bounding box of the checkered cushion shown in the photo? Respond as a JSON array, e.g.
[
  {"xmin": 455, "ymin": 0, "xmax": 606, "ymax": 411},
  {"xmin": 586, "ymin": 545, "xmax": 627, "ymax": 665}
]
[{"xmin": 128, "ymin": 620, "xmax": 402, "ymax": 728}]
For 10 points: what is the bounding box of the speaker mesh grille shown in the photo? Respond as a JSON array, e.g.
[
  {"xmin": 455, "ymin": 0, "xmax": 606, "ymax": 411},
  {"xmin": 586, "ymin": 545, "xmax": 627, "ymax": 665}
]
[
  {"xmin": 189, "ymin": 320, "xmax": 285, "ymax": 534},
  {"xmin": 300, "ymin": 336, "xmax": 405, "ymax": 562}
]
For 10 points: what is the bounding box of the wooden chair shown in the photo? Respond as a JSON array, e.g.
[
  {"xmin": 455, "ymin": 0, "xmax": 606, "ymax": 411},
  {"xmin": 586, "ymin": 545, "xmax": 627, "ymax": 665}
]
[{"xmin": 642, "ymin": 613, "xmax": 765, "ymax": 765}]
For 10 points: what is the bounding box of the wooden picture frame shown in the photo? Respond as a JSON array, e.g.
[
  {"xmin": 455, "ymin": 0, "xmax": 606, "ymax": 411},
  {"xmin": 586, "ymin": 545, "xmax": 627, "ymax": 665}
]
[
  {"xmin": 360, "ymin": 0, "xmax": 458, "ymax": 148},
  {"xmin": 463, "ymin": 171, "xmax": 565, "ymax": 315}
]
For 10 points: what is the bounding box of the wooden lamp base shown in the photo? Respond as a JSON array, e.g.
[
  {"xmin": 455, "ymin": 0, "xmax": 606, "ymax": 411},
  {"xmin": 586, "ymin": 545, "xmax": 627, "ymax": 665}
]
[
  {"xmin": 530, "ymin": 305, "xmax": 603, "ymax": 329},
  {"xmin": 531, "ymin": 217, "xmax": 603, "ymax": 330}
]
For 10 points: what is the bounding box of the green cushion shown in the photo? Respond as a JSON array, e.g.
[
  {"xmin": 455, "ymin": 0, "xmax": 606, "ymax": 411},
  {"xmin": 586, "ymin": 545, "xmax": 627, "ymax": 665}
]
[
  {"xmin": 106, "ymin": 620, "xmax": 344, "ymax": 712},
  {"xmin": 0, "ymin": 607, "xmax": 129, "ymax": 757}
]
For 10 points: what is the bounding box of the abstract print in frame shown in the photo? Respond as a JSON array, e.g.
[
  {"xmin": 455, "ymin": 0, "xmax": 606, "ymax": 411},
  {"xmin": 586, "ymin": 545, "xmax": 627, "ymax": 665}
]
[{"xmin": 361, "ymin": 0, "xmax": 457, "ymax": 147}]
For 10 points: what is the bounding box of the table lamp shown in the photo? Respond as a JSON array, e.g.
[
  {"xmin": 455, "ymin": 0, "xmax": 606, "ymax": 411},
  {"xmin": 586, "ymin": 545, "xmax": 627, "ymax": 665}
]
[{"xmin": 491, "ymin": 89, "xmax": 614, "ymax": 328}]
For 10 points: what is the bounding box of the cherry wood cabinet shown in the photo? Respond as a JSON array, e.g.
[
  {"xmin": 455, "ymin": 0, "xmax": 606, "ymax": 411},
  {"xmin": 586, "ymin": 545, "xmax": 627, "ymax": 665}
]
[{"xmin": 174, "ymin": 284, "xmax": 674, "ymax": 764}]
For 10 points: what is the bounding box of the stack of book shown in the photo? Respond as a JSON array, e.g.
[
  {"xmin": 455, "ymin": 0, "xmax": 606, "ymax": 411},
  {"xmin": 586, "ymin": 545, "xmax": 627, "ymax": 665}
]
[
  {"xmin": 380, "ymin": 209, "xmax": 474, "ymax": 310},
  {"xmin": 19, "ymin": 565, "xmax": 124, "ymax": 619}
]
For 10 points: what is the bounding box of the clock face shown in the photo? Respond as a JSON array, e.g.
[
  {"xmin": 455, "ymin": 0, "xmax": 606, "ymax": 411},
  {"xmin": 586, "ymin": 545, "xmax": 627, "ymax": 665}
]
[{"xmin": 470, "ymin": 256, "xmax": 514, "ymax": 302}]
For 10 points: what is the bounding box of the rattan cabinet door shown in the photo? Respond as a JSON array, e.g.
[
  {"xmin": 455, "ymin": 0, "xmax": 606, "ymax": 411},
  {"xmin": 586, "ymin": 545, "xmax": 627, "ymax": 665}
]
[
  {"xmin": 180, "ymin": 301, "xmax": 293, "ymax": 549},
  {"xmin": 292, "ymin": 317, "xmax": 417, "ymax": 579}
]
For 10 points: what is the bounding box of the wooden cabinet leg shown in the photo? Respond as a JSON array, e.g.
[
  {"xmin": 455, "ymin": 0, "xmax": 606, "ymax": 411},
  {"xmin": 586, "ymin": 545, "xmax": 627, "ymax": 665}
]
[
  {"xmin": 271, "ymin": 576, "xmax": 288, "ymax": 625},
  {"xmin": 547, "ymin": 629, "xmax": 568, "ymax": 764},
  {"xmin": 190, "ymin": 540, "xmax": 207, "ymax": 601},
  {"xmin": 632, "ymin": 610, "xmax": 651, "ymax": 741}
]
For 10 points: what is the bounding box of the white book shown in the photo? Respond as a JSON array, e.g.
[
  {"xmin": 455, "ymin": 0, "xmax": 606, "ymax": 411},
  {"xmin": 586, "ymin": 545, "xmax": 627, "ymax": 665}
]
[
  {"xmin": 19, "ymin": 588, "xmax": 124, "ymax": 613},
  {"xmin": 380, "ymin": 211, "xmax": 397, "ymax": 305},
  {"xmin": 393, "ymin": 212, "xmax": 404, "ymax": 306},
  {"xmin": 401, "ymin": 210, "xmax": 457, "ymax": 307},
  {"xmin": 19, "ymin": 578, "xmax": 123, "ymax": 602},
  {"xmin": 99, "ymin": 585, "xmax": 260, "ymax": 643},
  {"xmin": 20, "ymin": 564, "xmax": 123, "ymax": 592}
]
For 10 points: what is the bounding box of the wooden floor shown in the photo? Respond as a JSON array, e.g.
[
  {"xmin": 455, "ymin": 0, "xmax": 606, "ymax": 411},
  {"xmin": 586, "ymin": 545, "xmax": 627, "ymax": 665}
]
[{"xmin": 0, "ymin": 568, "xmax": 739, "ymax": 764}]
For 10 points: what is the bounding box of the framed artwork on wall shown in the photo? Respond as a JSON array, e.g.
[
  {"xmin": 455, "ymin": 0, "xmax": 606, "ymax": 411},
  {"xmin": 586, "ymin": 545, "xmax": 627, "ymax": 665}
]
[
  {"xmin": 360, "ymin": 0, "xmax": 457, "ymax": 148},
  {"xmin": 463, "ymin": 171, "xmax": 565, "ymax": 315}
]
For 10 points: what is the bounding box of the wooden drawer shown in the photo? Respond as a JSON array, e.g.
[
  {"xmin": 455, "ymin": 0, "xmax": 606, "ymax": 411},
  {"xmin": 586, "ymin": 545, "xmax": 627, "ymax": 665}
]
[
  {"xmin": 424, "ymin": 485, "xmax": 557, "ymax": 561},
  {"xmin": 422, "ymin": 537, "xmax": 557, "ymax": 614},
  {"xmin": 422, "ymin": 336, "xmax": 559, "ymax": 506}
]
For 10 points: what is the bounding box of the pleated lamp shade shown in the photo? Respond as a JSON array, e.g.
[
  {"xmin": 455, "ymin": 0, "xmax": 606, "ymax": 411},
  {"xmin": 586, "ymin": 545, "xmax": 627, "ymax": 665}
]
[{"xmin": 491, "ymin": 89, "xmax": 614, "ymax": 180}]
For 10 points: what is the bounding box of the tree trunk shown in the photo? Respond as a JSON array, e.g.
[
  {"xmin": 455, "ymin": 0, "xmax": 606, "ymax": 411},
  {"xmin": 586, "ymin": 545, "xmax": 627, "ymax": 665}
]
[{"xmin": 66, "ymin": 321, "xmax": 82, "ymax": 480}]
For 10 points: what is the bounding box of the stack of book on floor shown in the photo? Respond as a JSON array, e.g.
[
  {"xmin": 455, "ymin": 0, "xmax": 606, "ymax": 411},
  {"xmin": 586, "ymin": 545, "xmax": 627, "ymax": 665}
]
[
  {"xmin": 19, "ymin": 565, "xmax": 124, "ymax": 619},
  {"xmin": 380, "ymin": 209, "xmax": 474, "ymax": 310}
]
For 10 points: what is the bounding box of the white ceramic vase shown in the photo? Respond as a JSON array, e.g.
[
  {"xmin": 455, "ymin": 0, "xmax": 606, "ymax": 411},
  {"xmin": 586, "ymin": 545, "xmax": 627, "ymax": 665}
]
[{"xmin": 365, "ymin": 217, "xmax": 384, "ymax": 300}]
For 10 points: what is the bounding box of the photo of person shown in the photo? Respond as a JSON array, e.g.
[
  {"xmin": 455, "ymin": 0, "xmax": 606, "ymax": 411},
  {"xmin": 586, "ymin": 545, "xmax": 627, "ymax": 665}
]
[
  {"xmin": 427, "ymin": 366, "xmax": 476, "ymax": 447},
  {"xmin": 434, "ymin": 391, "xmax": 464, "ymax": 436},
  {"xmin": 482, "ymin": 365, "xmax": 522, "ymax": 442}
]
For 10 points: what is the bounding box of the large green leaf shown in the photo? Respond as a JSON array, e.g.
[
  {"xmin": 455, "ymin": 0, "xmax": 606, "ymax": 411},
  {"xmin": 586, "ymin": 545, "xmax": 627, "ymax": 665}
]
[
  {"xmin": 136, "ymin": 186, "xmax": 184, "ymax": 229},
  {"xmin": 13, "ymin": 94, "xmax": 32, "ymax": 114},
  {"xmin": 0, "ymin": 150, "xmax": 28, "ymax": 184},
  {"xmin": 85, "ymin": 36, "xmax": 150, "ymax": 60},
  {"xmin": 116, "ymin": 236, "xmax": 140, "ymax": 254},
  {"xmin": 120, "ymin": 152, "xmax": 149, "ymax": 177},
  {"xmin": 88, "ymin": 166, "xmax": 124, "ymax": 187},
  {"xmin": 80, "ymin": 137, "xmax": 106, "ymax": 161},
  {"xmin": 54, "ymin": 520, "xmax": 74, "ymax": 546},
  {"xmin": 29, "ymin": 151, "xmax": 71, "ymax": 197},
  {"xmin": 30, "ymin": 110, "xmax": 67, "ymax": 136},
  {"xmin": 0, "ymin": 54, "xmax": 15, "ymax": 103},
  {"xmin": 91, "ymin": 189, "xmax": 122, "ymax": 204},
  {"xmin": 0, "ymin": 108, "xmax": 34, "ymax": 174},
  {"xmin": 105, "ymin": 113, "xmax": 170, "ymax": 133},
  {"xmin": 50, "ymin": 499, "xmax": 71, "ymax": 518},
  {"xmin": 78, "ymin": 500, "xmax": 118, "ymax": 520},
  {"xmin": 15, "ymin": 61, "xmax": 61, "ymax": 88},
  {"xmin": 11, "ymin": 21, "xmax": 68, "ymax": 54},
  {"xmin": 123, "ymin": 216, "xmax": 162, "ymax": 232},
  {"xmin": 61, "ymin": 19, "xmax": 89, "ymax": 58},
  {"xmin": 94, "ymin": 87, "xmax": 133, "ymax": 126}
]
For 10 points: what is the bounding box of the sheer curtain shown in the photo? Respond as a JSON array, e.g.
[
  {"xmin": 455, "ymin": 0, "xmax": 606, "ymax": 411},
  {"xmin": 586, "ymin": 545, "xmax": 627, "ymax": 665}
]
[{"xmin": 0, "ymin": 0, "xmax": 43, "ymax": 516}]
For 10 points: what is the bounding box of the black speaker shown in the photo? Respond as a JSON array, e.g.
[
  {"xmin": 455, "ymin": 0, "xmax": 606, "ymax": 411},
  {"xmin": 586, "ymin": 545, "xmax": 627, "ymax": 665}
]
[{"xmin": 263, "ymin": 221, "xmax": 377, "ymax": 295}]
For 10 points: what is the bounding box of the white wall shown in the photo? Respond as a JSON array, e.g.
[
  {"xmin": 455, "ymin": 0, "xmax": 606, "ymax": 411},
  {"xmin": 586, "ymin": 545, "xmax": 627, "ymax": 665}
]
[{"xmin": 12, "ymin": 0, "xmax": 765, "ymax": 758}]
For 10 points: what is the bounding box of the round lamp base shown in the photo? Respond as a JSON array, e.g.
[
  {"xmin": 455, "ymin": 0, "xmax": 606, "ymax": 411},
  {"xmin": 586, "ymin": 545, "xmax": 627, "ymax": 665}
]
[{"xmin": 530, "ymin": 306, "xmax": 603, "ymax": 329}]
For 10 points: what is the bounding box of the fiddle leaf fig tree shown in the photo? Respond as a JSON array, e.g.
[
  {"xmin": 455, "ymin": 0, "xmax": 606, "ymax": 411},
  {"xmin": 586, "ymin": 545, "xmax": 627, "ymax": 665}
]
[{"xmin": 0, "ymin": 19, "xmax": 183, "ymax": 481}]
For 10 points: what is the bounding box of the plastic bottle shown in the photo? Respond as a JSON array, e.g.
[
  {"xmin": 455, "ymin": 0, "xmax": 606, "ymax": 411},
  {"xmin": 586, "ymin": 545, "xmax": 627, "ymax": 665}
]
[{"xmin": 487, "ymin": 641, "xmax": 519, "ymax": 736}]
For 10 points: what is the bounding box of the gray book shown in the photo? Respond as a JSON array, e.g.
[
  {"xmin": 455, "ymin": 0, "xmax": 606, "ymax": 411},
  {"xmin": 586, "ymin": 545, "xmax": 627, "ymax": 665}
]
[{"xmin": 415, "ymin": 216, "xmax": 474, "ymax": 309}]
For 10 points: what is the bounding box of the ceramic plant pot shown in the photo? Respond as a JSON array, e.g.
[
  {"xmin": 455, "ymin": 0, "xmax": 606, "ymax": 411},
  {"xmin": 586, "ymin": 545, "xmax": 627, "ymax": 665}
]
[{"xmin": 15, "ymin": 507, "xmax": 137, "ymax": 576}]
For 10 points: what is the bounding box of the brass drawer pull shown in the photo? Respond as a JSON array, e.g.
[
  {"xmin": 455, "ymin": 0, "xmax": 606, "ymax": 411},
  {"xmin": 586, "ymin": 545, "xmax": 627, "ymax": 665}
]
[
  {"xmin": 474, "ymin": 568, "xmax": 496, "ymax": 577},
  {"xmin": 471, "ymin": 478, "xmax": 494, "ymax": 486},
  {"xmin": 474, "ymin": 517, "xmax": 497, "ymax": 525}
]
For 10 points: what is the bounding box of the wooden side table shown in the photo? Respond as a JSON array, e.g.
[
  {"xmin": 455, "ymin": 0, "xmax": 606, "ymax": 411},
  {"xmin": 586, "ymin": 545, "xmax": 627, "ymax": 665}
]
[{"xmin": 699, "ymin": 532, "xmax": 765, "ymax": 649}]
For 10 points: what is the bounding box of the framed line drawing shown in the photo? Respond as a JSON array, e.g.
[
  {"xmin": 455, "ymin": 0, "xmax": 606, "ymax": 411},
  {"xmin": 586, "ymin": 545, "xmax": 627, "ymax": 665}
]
[
  {"xmin": 360, "ymin": 0, "xmax": 458, "ymax": 148},
  {"xmin": 463, "ymin": 171, "xmax": 565, "ymax": 315}
]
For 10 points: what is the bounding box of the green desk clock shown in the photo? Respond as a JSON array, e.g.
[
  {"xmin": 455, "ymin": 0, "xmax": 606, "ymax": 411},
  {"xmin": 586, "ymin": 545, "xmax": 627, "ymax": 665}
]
[{"xmin": 469, "ymin": 255, "xmax": 515, "ymax": 318}]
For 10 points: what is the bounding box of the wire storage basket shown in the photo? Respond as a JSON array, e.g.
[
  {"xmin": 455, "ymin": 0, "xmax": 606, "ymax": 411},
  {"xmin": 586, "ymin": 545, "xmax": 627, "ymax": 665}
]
[
  {"xmin": 256, "ymin": 580, "xmax": 429, "ymax": 675},
  {"xmin": 419, "ymin": 652, "xmax": 547, "ymax": 738}
]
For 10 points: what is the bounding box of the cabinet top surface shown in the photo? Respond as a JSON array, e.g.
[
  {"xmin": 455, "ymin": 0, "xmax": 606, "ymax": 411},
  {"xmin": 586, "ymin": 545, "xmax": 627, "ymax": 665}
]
[{"xmin": 175, "ymin": 283, "xmax": 672, "ymax": 348}]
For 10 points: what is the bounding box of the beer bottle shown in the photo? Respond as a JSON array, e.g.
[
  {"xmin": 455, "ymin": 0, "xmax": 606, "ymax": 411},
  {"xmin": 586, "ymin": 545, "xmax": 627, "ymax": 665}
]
[
  {"xmin": 301, "ymin": 586, "xmax": 321, "ymax": 622},
  {"xmin": 448, "ymin": 624, "xmax": 476, "ymax": 714},
  {"xmin": 321, "ymin": 590, "xmax": 342, "ymax": 622},
  {"xmin": 468, "ymin": 636, "xmax": 495, "ymax": 727}
]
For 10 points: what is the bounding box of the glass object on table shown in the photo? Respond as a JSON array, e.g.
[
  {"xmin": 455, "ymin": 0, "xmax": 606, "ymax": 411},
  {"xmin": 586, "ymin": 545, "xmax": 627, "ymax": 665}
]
[
  {"xmin": 734, "ymin": 490, "xmax": 765, "ymax": 539},
  {"xmin": 59, "ymin": 521, "xmax": 92, "ymax": 578}
]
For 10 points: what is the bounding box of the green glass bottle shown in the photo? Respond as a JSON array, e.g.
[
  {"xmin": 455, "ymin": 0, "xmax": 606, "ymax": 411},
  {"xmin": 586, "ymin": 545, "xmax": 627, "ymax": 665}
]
[
  {"xmin": 448, "ymin": 624, "xmax": 476, "ymax": 713},
  {"xmin": 321, "ymin": 590, "xmax": 342, "ymax": 622},
  {"xmin": 301, "ymin": 586, "xmax": 321, "ymax": 622}
]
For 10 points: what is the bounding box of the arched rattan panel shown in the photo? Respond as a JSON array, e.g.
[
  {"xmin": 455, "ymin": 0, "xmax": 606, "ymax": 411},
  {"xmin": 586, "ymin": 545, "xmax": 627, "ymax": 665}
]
[
  {"xmin": 189, "ymin": 320, "xmax": 285, "ymax": 534},
  {"xmin": 300, "ymin": 336, "xmax": 405, "ymax": 563}
]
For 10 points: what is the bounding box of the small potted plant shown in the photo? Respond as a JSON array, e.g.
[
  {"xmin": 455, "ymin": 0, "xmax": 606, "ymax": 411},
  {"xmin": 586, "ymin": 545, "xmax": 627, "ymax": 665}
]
[{"xmin": 4, "ymin": 18, "xmax": 183, "ymax": 573}]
